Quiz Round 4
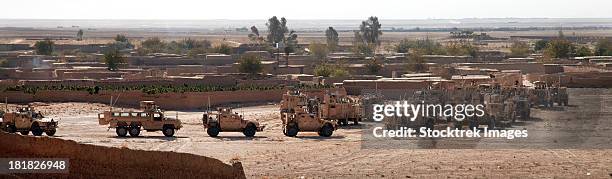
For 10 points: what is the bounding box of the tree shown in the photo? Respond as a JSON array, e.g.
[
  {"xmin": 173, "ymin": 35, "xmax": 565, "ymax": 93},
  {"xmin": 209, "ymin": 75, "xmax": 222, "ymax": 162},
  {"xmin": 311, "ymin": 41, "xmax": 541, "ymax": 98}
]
[
  {"xmin": 308, "ymin": 42, "xmax": 328, "ymax": 60},
  {"xmin": 266, "ymin": 16, "xmax": 288, "ymax": 44},
  {"xmin": 213, "ymin": 43, "xmax": 232, "ymax": 55},
  {"xmin": 544, "ymin": 39, "xmax": 574, "ymax": 59},
  {"xmin": 407, "ymin": 49, "xmax": 426, "ymax": 72},
  {"xmin": 34, "ymin": 39, "xmax": 54, "ymax": 55},
  {"xmin": 325, "ymin": 27, "xmax": 339, "ymax": 52},
  {"xmin": 103, "ymin": 46, "xmax": 125, "ymax": 71},
  {"xmin": 509, "ymin": 41, "xmax": 531, "ymax": 57},
  {"xmin": 365, "ymin": 59, "xmax": 382, "ymax": 75},
  {"xmin": 595, "ymin": 39, "xmax": 612, "ymax": 56},
  {"xmin": 575, "ymin": 46, "xmax": 592, "ymax": 57},
  {"xmin": 395, "ymin": 39, "xmax": 412, "ymax": 53},
  {"xmin": 445, "ymin": 41, "xmax": 478, "ymax": 57},
  {"xmin": 76, "ymin": 29, "xmax": 84, "ymax": 41},
  {"xmin": 248, "ymin": 26, "xmax": 265, "ymax": 45},
  {"xmin": 534, "ymin": 40, "xmax": 549, "ymax": 52},
  {"xmin": 357, "ymin": 16, "xmax": 383, "ymax": 46},
  {"xmin": 115, "ymin": 34, "xmax": 128, "ymax": 43},
  {"xmin": 139, "ymin": 37, "xmax": 165, "ymax": 54},
  {"xmin": 314, "ymin": 64, "xmax": 349, "ymax": 77},
  {"xmin": 238, "ymin": 54, "xmax": 262, "ymax": 75}
]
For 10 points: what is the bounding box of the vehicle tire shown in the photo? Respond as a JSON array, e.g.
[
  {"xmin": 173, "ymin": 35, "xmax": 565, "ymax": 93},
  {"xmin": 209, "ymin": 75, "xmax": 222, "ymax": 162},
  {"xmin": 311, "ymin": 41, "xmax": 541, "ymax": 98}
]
[
  {"xmin": 488, "ymin": 117, "xmax": 496, "ymax": 130},
  {"xmin": 162, "ymin": 126, "xmax": 175, "ymax": 137},
  {"xmin": 352, "ymin": 119, "xmax": 359, "ymax": 125},
  {"xmin": 243, "ymin": 125, "xmax": 256, "ymax": 137},
  {"xmin": 31, "ymin": 126, "xmax": 43, "ymax": 136},
  {"xmin": 45, "ymin": 129, "xmax": 56, "ymax": 136},
  {"xmin": 469, "ymin": 118, "xmax": 479, "ymax": 130},
  {"xmin": 20, "ymin": 130, "xmax": 29, "ymax": 135},
  {"xmin": 129, "ymin": 127, "xmax": 140, "ymax": 137},
  {"xmin": 6, "ymin": 125, "xmax": 16, "ymax": 133},
  {"xmin": 285, "ymin": 126, "xmax": 298, "ymax": 137},
  {"xmin": 319, "ymin": 124, "xmax": 333, "ymax": 137},
  {"xmin": 116, "ymin": 127, "xmax": 128, "ymax": 137},
  {"xmin": 207, "ymin": 126, "xmax": 220, "ymax": 137}
]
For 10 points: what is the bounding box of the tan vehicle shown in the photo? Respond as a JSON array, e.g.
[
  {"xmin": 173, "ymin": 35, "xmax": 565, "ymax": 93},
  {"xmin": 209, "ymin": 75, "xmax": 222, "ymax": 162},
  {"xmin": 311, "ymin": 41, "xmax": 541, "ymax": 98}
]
[
  {"xmin": 98, "ymin": 101, "xmax": 182, "ymax": 137},
  {"xmin": 281, "ymin": 90, "xmax": 337, "ymax": 137},
  {"xmin": 1, "ymin": 106, "xmax": 57, "ymax": 136},
  {"xmin": 319, "ymin": 90, "xmax": 363, "ymax": 126},
  {"xmin": 202, "ymin": 107, "xmax": 265, "ymax": 137},
  {"xmin": 550, "ymin": 86, "xmax": 569, "ymax": 106},
  {"xmin": 530, "ymin": 81, "xmax": 553, "ymax": 107}
]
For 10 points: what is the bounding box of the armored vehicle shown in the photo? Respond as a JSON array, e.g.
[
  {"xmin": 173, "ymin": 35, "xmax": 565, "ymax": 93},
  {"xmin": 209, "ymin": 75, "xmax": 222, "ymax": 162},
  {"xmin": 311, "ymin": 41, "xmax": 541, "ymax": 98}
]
[
  {"xmin": 530, "ymin": 81, "xmax": 553, "ymax": 107},
  {"xmin": 319, "ymin": 90, "xmax": 364, "ymax": 126},
  {"xmin": 98, "ymin": 101, "xmax": 182, "ymax": 137},
  {"xmin": 550, "ymin": 86, "xmax": 569, "ymax": 106},
  {"xmin": 1, "ymin": 106, "xmax": 57, "ymax": 136},
  {"xmin": 202, "ymin": 107, "xmax": 265, "ymax": 137},
  {"xmin": 280, "ymin": 90, "xmax": 337, "ymax": 137}
]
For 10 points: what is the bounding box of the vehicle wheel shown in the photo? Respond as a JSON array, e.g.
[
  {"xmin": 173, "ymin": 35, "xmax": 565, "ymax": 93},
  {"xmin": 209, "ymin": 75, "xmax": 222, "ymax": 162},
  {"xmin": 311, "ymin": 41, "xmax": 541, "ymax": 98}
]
[
  {"xmin": 469, "ymin": 118, "xmax": 479, "ymax": 130},
  {"xmin": 488, "ymin": 117, "xmax": 496, "ymax": 130},
  {"xmin": 207, "ymin": 126, "xmax": 220, "ymax": 137},
  {"xmin": 319, "ymin": 124, "xmax": 333, "ymax": 137},
  {"xmin": 20, "ymin": 130, "xmax": 29, "ymax": 135},
  {"xmin": 45, "ymin": 129, "xmax": 56, "ymax": 136},
  {"xmin": 116, "ymin": 127, "xmax": 128, "ymax": 137},
  {"xmin": 129, "ymin": 127, "xmax": 140, "ymax": 137},
  {"xmin": 425, "ymin": 118, "xmax": 434, "ymax": 130},
  {"xmin": 453, "ymin": 120, "xmax": 463, "ymax": 130},
  {"xmin": 162, "ymin": 126, "xmax": 175, "ymax": 137},
  {"xmin": 243, "ymin": 125, "xmax": 256, "ymax": 137},
  {"xmin": 285, "ymin": 126, "xmax": 298, "ymax": 137},
  {"xmin": 31, "ymin": 126, "xmax": 43, "ymax": 136},
  {"xmin": 6, "ymin": 125, "xmax": 16, "ymax": 133},
  {"xmin": 352, "ymin": 119, "xmax": 359, "ymax": 125}
]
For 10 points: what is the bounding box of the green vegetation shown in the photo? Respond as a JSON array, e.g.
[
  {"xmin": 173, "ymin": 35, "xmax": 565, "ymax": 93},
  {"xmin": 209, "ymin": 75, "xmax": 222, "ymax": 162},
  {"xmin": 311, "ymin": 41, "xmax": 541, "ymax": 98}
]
[
  {"xmin": 325, "ymin": 27, "xmax": 339, "ymax": 52},
  {"xmin": 266, "ymin": 16, "xmax": 288, "ymax": 44},
  {"xmin": 34, "ymin": 39, "xmax": 54, "ymax": 55},
  {"xmin": 445, "ymin": 41, "xmax": 478, "ymax": 57},
  {"xmin": 0, "ymin": 59, "xmax": 8, "ymax": 67},
  {"xmin": 575, "ymin": 46, "xmax": 593, "ymax": 57},
  {"xmin": 115, "ymin": 34, "xmax": 128, "ymax": 43},
  {"xmin": 595, "ymin": 39, "xmax": 612, "ymax": 56},
  {"xmin": 406, "ymin": 49, "xmax": 426, "ymax": 72},
  {"xmin": 238, "ymin": 53, "xmax": 263, "ymax": 75},
  {"xmin": 395, "ymin": 39, "xmax": 412, "ymax": 53},
  {"xmin": 357, "ymin": 16, "xmax": 382, "ymax": 46},
  {"xmin": 365, "ymin": 59, "xmax": 382, "ymax": 75},
  {"xmin": 103, "ymin": 46, "xmax": 125, "ymax": 71},
  {"xmin": 248, "ymin": 26, "xmax": 265, "ymax": 45},
  {"xmin": 509, "ymin": 41, "xmax": 531, "ymax": 58},
  {"xmin": 137, "ymin": 37, "xmax": 212, "ymax": 55},
  {"xmin": 212, "ymin": 43, "xmax": 232, "ymax": 55},
  {"xmin": 314, "ymin": 64, "xmax": 349, "ymax": 77},
  {"xmin": 534, "ymin": 40, "xmax": 549, "ymax": 52},
  {"xmin": 308, "ymin": 42, "xmax": 328, "ymax": 60},
  {"xmin": 3, "ymin": 83, "xmax": 330, "ymax": 95},
  {"xmin": 395, "ymin": 38, "xmax": 445, "ymax": 55},
  {"xmin": 544, "ymin": 39, "xmax": 574, "ymax": 59}
]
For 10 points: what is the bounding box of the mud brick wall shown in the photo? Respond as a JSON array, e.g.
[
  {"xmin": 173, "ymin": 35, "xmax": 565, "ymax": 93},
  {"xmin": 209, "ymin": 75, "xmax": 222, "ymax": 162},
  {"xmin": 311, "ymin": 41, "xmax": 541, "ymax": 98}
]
[
  {"xmin": 0, "ymin": 132, "xmax": 245, "ymax": 178},
  {"xmin": 0, "ymin": 90, "xmax": 284, "ymax": 110}
]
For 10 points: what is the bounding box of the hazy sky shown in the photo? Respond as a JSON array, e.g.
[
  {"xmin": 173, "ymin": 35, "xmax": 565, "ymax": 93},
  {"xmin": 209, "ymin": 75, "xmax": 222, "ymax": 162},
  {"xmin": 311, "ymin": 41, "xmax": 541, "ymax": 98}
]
[{"xmin": 1, "ymin": 0, "xmax": 611, "ymax": 19}]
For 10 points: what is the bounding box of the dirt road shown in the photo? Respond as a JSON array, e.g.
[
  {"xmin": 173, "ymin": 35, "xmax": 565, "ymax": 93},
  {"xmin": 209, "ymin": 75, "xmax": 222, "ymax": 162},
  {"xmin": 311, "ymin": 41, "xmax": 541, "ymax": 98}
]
[{"xmin": 4, "ymin": 88, "xmax": 612, "ymax": 178}]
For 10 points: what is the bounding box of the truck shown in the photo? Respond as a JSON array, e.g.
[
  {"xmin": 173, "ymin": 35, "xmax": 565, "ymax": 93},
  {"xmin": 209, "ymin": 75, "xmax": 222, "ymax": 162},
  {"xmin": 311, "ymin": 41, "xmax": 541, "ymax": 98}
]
[
  {"xmin": 202, "ymin": 107, "xmax": 265, "ymax": 137},
  {"xmin": 280, "ymin": 90, "xmax": 337, "ymax": 137},
  {"xmin": 1, "ymin": 106, "xmax": 58, "ymax": 136},
  {"xmin": 98, "ymin": 101, "xmax": 182, "ymax": 137}
]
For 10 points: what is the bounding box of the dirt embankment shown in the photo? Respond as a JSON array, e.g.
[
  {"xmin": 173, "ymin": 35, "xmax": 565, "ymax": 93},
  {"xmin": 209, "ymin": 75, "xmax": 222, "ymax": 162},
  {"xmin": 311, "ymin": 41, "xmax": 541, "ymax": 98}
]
[{"xmin": 0, "ymin": 132, "xmax": 246, "ymax": 178}]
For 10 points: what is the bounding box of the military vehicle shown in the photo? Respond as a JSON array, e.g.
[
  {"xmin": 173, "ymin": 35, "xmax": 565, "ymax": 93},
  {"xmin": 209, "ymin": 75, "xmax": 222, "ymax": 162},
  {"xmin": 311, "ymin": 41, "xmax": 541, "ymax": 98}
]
[
  {"xmin": 550, "ymin": 86, "xmax": 569, "ymax": 106},
  {"xmin": 98, "ymin": 101, "xmax": 182, "ymax": 137},
  {"xmin": 280, "ymin": 90, "xmax": 337, "ymax": 137},
  {"xmin": 530, "ymin": 81, "xmax": 553, "ymax": 107},
  {"xmin": 1, "ymin": 106, "xmax": 58, "ymax": 136},
  {"xmin": 319, "ymin": 90, "xmax": 364, "ymax": 126},
  {"xmin": 202, "ymin": 107, "xmax": 265, "ymax": 137}
]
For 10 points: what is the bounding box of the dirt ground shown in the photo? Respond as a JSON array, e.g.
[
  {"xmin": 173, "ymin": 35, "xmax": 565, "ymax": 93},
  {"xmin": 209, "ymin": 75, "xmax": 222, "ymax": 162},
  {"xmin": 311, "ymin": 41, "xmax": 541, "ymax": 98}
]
[{"xmin": 2, "ymin": 88, "xmax": 612, "ymax": 178}]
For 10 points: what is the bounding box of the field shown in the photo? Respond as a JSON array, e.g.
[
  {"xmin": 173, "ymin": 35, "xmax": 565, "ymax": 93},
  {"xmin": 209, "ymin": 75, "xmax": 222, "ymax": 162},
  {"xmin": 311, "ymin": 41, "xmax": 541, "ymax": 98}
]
[{"xmin": 4, "ymin": 88, "xmax": 610, "ymax": 178}]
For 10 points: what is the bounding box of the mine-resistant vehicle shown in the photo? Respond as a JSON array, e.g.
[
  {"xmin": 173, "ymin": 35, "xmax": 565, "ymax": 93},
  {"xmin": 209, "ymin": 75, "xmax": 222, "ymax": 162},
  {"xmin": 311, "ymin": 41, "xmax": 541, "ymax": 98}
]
[
  {"xmin": 530, "ymin": 81, "xmax": 553, "ymax": 107},
  {"xmin": 98, "ymin": 101, "xmax": 182, "ymax": 137},
  {"xmin": 1, "ymin": 106, "xmax": 57, "ymax": 136},
  {"xmin": 280, "ymin": 90, "xmax": 337, "ymax": 137},
  {"xmin": 550, "ymin": 86, "xmax": 569, "ymax": 106},
  {"xmin": 319, "ymin": 90, "xmax": 364, "ymax": 126},
  {"xmin": 202, "ymin": 107, "xmax": 265, "ymax": 137}
]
